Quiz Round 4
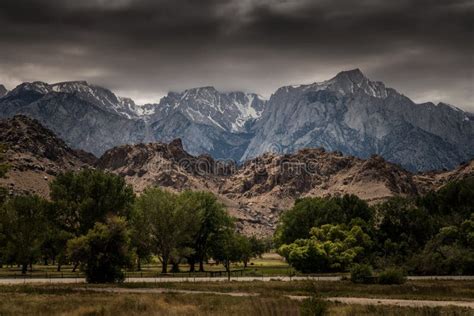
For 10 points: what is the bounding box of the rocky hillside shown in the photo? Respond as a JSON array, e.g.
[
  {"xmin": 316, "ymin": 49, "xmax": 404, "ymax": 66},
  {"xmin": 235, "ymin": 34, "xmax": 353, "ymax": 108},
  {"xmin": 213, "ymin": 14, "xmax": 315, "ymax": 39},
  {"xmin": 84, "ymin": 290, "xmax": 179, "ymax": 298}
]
[
  {"xmin": 1, "ymin": 115, "xmax": 472, "ymax": 236},
  {"xmin": 0, "ymin": 115, "xmax": 95, "ymax": 197},
  {"xmin": 98, "ymin": 139, "xmax": 470, "ymax": 236},
  {"xmin": 0, "ymin": 81, "xmax": 149, "ymax": 156}
]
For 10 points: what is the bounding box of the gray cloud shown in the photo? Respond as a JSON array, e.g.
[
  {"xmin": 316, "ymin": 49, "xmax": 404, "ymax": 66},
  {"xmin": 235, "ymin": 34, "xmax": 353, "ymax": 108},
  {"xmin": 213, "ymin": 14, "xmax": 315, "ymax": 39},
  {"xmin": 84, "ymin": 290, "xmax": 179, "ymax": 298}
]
[{"xmin": 0, "ymin": 0, "xmax": 472, "ymax": 110}]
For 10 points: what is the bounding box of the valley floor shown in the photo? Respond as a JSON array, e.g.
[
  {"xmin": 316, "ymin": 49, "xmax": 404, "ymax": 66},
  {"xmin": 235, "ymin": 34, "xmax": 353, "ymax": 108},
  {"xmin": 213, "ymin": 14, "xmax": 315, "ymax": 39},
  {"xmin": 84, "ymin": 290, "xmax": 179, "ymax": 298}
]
[{"xmin": 0, "ymin": 280, "xmax": 473, "ymax": 315}]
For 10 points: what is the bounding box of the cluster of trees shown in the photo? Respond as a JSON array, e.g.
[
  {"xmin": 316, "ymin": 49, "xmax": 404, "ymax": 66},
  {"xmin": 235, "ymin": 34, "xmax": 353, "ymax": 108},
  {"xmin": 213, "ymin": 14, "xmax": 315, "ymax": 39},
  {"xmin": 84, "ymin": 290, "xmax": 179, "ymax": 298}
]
[
  {"xmin": 0, "ymin": 169, "xmax": 267, "ymax": 282},
  {"xmin": 276, "ymin": 178, "xmax": 474, "ymax": 275}
]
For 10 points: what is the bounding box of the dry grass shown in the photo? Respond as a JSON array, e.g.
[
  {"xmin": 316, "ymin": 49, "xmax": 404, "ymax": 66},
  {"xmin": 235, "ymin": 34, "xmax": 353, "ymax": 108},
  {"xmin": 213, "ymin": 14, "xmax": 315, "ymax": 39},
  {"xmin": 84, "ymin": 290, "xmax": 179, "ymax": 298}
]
[
  {"xmin": 0, "ymin": 291, "xmax": 472, "ymax": 316},
  {"xmin": 0, "ymin": 281, "xmax": 473, "ymax": 315},
  {"xmin": 119, "ymin": 280, "xmax": 474, "ymax": 301}
]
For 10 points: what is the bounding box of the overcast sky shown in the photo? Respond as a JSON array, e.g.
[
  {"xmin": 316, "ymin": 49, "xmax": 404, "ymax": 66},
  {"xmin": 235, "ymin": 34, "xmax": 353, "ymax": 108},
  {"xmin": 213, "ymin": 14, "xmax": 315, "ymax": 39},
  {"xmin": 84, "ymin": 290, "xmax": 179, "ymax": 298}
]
[{"xmin": 0, "ymin": 0, "xmax": 472, "ymax": 111}]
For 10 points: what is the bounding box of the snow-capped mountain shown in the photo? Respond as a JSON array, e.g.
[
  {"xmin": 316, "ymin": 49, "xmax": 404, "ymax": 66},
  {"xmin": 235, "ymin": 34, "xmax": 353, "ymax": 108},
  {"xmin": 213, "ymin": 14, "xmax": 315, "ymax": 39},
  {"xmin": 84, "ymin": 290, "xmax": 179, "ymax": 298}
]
[
  {"xmin": 0, "ymin": 81, "xmax": 148, "ymax": 155},
  {"xmin": 147, "ymin": 87, "xmax": 266, "ymax": 159},
  {"xmin": 243, "ymin": 69, "xmax": 473, "ymax": 171},
  {"xmin": 0, "ymin": 70, "xmax": 472, "ymax": 171},
  {"xmin": 3, "ymin": 81, "xmax": 145, "ymax": 119},
  {"xmin": 153, "ymin": 87, "xmax": 267, "ymax": 133}
]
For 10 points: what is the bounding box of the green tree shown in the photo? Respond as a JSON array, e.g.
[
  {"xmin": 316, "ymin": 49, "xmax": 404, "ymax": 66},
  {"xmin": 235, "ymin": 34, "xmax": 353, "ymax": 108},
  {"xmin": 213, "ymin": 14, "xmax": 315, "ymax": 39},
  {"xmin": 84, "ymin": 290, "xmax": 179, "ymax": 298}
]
[
  {"xmin": 50, "ymin": 169, "xmax": 135, "ymax": 236},
  {"xmin": 0, "ymin": 195, "xmax": 48, "ymax": 273},
  {"xmin": 375, "ymin": 197, "xmax": 435, "ymax": 263},
  {"xmin": 67, "ymin": 216, "xmax": 132, "ymax": 283},
  {"xmin": 209, "ymin": 228, "xmax": 244, "ymax": 280},
  {"xmin": 179, "ymin": 191, "xmax": 233, "ymax": 272},
  {"xmin": 134, "ymin": 188, "xmax": 194, "ymax": 273},
  {"xmin": 274, "ymin": 195, "xmax": 373, "ymax": 246},
  {"xmin": 129, "ymin": 205, "xmax": 153, "ymax": 271},
  {"xmin": 418, "ymin": 176, "xmax": 474, "ymax": 225},
  {"xmin": 412, "ymin": 214, "xmax": 474, "ymax": 275},
  {"xmin": 278, "ymin": 223, "xmax": 372, "ymax": 273}
]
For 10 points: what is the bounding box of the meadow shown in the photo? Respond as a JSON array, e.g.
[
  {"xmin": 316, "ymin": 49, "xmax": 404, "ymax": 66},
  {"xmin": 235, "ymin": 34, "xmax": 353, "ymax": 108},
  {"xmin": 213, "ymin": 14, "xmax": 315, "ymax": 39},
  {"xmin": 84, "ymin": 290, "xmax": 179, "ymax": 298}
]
[{"xmin": 0, "ymin": 280, "xmax": 473, "ymax": 315}]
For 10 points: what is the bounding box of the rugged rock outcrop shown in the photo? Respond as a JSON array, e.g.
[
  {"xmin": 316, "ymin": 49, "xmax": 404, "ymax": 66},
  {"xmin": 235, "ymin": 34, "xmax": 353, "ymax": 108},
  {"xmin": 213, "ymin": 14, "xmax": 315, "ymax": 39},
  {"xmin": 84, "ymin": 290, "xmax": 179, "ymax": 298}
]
[
  {"xmin": 0, "ymin": 85, "xmax": 7, "ymax": 97},
  {"xmin": 0, "ymin": 115, "xmax": 95, "ymax": 196},
  {"xmin": 98, "ymin": 138, "xmax": 471, "ymax": 236}
]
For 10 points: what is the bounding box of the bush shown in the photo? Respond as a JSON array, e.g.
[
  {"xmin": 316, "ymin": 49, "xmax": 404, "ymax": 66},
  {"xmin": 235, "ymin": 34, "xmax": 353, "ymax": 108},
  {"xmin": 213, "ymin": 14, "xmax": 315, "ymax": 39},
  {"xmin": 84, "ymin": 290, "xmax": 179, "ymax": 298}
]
[
  {"xmin": 378, "ymin": 268, "xmax": 406, "ymax": 284},
  {"xmin": 350, "ymin": 263, "xmax": 374, "ymax": 284},
  {"xmin": 67, "ymin": 216, "xmax": 132, "ymax": 283},
  {"xmin": 300, "ymin": 296, "xmax": 328, "ymax": 316}
]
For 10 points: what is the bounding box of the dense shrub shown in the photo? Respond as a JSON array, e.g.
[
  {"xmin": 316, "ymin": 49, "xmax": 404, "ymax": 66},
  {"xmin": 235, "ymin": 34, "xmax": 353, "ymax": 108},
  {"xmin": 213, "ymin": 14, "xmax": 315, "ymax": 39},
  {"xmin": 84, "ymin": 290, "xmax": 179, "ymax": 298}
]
[
  {"xmin": 279, "ymin": 224, "xmax": 372, "ymax": 273},
  {"xmin": 67, "ymin": 216, "xmax": 132, "ymax": 283},
  {"xmin": 300, "ymin": 296, "xmax": 328, "ymax": 316},
  {"xmin": 378, "ymin": 268, "xmax": 406, "ymax": 284},
  {"xmin": 274, "ymin": 195, "xmax": 373, "ymax": 246},
  {"xmin": 350, "ymin": 264, "xmax": 374, "ymax": 284}
]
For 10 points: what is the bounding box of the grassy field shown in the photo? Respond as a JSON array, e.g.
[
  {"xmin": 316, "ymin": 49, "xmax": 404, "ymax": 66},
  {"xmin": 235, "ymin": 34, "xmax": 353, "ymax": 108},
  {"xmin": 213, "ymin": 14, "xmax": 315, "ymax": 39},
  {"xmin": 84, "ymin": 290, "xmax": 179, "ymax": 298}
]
[
  {"xmin": 0, "ymin": 280, "xmax": 473, "ymax": 315},
  {"xmin": 0, "ymin": 253, "xmax": 306, "ymax": 279},
  {"xmin": 119, "ymin": 280, "xmax": 474, "ymax": 301}
]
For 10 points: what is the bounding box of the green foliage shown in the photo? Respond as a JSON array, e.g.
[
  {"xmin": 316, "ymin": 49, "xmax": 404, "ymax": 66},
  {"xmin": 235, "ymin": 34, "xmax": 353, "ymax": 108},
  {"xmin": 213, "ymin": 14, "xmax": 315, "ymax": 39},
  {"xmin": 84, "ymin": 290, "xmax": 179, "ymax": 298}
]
[
  {"xmin": 418, "ymin": 177, "xmax": 474, "ymax": 222},
  {"xmin": 300, "ymin": 296, "xmax": 328, "ymax": 316},
  {"xmin": 375, "ymin": 197, "xmax": 436, "ymax": 262},
  {"xmin": 134, "ymin": 188, "xmax": 194, "ymax": 273},
  {"xmin": 411, "ymin": 215, "xmax": 474, "ymax": 275},
  {"xmin": 279, "ymin": 224, "xmax": 372, "ymax": 273},
  {"xmin": 209, "ymin": 228, "xmax": 243, "ymax": 272},
  {"xmin": 275, "ymin": 177, "xmax": 474, "ymax": 276},
  {"xmin": 350, "ymin": 263, "xmax": 374, "ymax": 284},
  {"xmin": 67, "ymin": 216, "xmax": 132, "ymax": 283},
  {"xmin": 50, "ymin": 169, "xmax": 135, "ymax": 235},
  {"xmin": 378, "ymin": 268, "xmax": 406, "ymax": 284},
  {"xmin": 0, "ymin": 195, "xmax": 49, "ymax": 273},
  {"xmin": 178, "ymin": 191, "xmax": 233, "ymax": 271},
  {"xmin": 274, "ymin": 194, "xmax": 372, "ymax": 246}
]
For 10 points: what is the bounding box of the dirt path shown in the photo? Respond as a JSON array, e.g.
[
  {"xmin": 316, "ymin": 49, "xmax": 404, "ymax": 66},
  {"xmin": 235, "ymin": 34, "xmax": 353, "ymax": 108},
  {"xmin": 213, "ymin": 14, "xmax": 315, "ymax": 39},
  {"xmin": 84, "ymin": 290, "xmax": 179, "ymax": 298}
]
[{"xmin": 288, "ymin": 295, "xmax": 474, "ymax": 309}]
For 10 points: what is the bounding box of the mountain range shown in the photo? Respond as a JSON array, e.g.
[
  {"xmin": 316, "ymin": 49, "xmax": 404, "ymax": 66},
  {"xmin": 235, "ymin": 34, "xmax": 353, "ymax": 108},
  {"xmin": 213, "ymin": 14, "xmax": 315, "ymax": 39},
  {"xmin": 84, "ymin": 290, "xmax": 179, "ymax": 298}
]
[
  {"xmin": 1, "ymin": 115, "xmax": 472, "ymax": 236},
  {"xmin": 1, "ymin": 69, "xmax": 472, "ymax": 172}
]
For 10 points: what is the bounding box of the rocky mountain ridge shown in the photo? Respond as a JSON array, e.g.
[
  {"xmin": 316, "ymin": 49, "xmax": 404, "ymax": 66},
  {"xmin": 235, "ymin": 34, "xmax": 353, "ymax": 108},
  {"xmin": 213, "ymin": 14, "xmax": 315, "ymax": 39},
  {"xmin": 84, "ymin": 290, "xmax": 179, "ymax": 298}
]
[
  {"xmin": 1, "ymin": 69, "xmax": 472, "ymax": 171},
  {"xmin": 1, "ymin": 115, "xmax": 472, "ymax": 236}
]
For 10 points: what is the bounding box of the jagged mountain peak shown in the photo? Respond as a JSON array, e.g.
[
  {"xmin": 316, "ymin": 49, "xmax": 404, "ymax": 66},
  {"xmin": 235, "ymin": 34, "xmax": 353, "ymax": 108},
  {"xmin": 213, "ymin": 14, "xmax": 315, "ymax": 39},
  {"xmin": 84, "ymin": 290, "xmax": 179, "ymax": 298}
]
[
  {"xmin": 0, "ymin": 84, "xmax": 7, "ymax": 97},
  {"xmin": 155, "ymin": 86, "xmax": 267, "ymax": 133},
  {"xmin": 333, "ymin": 68, "xmax": 366, "ymax": 82},
  {"xmin": 278, "ymin": 69, "xmax": 388, "ymax": 99}
]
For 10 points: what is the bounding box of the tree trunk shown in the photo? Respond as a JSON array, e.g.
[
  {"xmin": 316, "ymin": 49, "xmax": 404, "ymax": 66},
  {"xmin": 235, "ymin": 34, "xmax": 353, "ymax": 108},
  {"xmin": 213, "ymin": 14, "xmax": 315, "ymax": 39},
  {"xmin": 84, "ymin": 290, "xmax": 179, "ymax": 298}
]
[
  {"xmin": 189, "ymin": 259, "xmax": 195, "ymax": 272},
  {"xmin": 137, "ymin": 258, "xmax": 141, "ymax": 271},
  {"xmin": 161, "ymin": 256, "xmax": 168, "ymax": 274},
  {"xmin": 199, "ymin": 259, "xmax": 205, "ymax": 272},
  {"xmin": 21, "ymin": 263, "xmax": 28, "ymax": 274},
  {"xmin": 225, "ymin": 260, "xmax": 230, "ymax": 281},
  {"xmin": 244, "ymin": 260, "xmax": 248, "ymax": 268},
  {"xmin": 171, "ymin": 262, "xmax": 180, "ymax": 273},
  {"xmin": 57, "ymin": 263, "xmax": 61, "ymax": 272},
  {"xmin": 72, "ymin": 262, "xmax": 79, "ymax": 272}
]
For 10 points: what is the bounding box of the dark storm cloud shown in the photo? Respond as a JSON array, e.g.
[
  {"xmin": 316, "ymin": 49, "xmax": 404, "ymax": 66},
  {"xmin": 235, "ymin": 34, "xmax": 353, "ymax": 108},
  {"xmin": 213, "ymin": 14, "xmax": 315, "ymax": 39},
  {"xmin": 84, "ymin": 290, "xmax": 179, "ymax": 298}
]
[{"xmin": 0, "ymin": 0, "xmax": 472, "ymax": 110}]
